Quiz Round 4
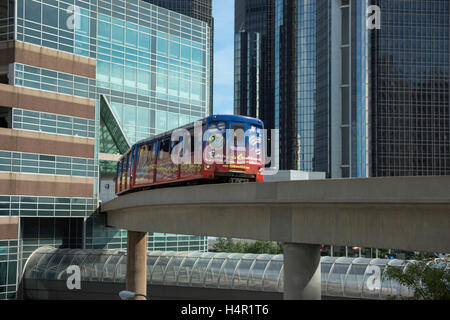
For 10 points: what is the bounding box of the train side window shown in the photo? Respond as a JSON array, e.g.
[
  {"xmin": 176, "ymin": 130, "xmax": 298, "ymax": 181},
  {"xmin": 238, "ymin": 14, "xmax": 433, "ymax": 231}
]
[
  {"xmin": 119, "ymin": 160, "xmax": 123, "ymax": 180},
  {"xmin": 147, "ymin": 144, "xmax": 154, "ymax": 164},
  {"xmin": 172, "ymin": 136, "xmax": 185, "ymax": 158},
  {"xmin": 190, "ymin": 130, "xmax": 195, "ymax": 153},
  {"xmin": 160, "ymin": 139, "xmax": 170, "ymax": 160}
]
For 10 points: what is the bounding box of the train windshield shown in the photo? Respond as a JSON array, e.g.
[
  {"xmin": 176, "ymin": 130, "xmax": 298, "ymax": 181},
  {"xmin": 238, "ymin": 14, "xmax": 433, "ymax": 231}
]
[{"xmin": 247, "ymin": 125, "xmax": 263, "ymax": 164}]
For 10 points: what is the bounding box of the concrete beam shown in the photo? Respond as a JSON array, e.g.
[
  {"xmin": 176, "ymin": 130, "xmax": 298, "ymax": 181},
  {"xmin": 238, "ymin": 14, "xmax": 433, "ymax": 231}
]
[{"xmin": 104, "ymin": 176, "xmax": 450, "ymax": 253}]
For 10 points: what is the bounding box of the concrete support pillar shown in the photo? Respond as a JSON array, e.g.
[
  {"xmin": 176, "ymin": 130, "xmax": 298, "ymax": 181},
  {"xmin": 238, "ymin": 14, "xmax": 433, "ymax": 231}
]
[
  {"xmin": 283, "ymin": 243, "xmax": 321, "ymax": 300},
  {"xmin": 126, "ymin": 231, "xmax": 147, "ymax": 300}
]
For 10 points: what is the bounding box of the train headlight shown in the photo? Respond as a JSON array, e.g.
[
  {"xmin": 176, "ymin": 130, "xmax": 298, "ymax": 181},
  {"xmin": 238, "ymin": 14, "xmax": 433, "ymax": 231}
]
[
  {"xmin": 205, "ymin": 164, "xmax": 212, "ymax": 170},
  {"xmin": 258, "ymin": 167, "xmax": 264, "ymax": 174}
]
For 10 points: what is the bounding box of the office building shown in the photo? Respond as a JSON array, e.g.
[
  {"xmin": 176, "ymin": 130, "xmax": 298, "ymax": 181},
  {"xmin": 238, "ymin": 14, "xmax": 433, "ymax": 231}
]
[
  {"xmin": 370, "ymin": 0, "xmax": 450, "ymax": 177},
  {"xmin": 316, "ymin": 0, "xmax": 449, "ymax": 178},
  {"xmin": 235, "ymin": 0, "xmax": 449, "ymax": 178},
  {"xmin": 274, "ymin": 0, "xmax": 316, "ymax": 171},
  {"xmin": 234, "ymin": 0, "xmax": 275, "ymax": 130},
  {"xmin": 0, "ymin": 0, "xmax": 211, "ymax": 299},
  {"xmin": 235, "ymin": 0, "xmax": 316, "ymax": 171},
  {"xmin": 145, "ymin": 0, "xmax": 214, "ymax": 115},
  {"xmin": 316, "ymin": 0, "xmax": 371, "ymax": 178}
]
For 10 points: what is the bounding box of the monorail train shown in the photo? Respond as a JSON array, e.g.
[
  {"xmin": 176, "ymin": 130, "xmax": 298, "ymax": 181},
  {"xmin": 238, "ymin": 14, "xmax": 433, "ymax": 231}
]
[{"xmin": 115, "ymin": 115, "xmax": 265, "ymax": 195}]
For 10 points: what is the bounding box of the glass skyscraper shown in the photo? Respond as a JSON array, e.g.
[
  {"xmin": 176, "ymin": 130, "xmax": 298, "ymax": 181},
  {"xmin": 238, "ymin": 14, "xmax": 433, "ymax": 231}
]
[
  {"xmin": 273, "ymin": 0, "xmax": 316, "ymax": 171},
  {"xmin": 144, "ymin": 0, "xmax": 214, "ymax": 115},
  {"xmin": 236, "ymin": 0, "xmax": 450, "ymax": 178},
  {"xmin": 234, "ymin": 0, "xmax": 275, "ymax": 131},
  {"xmin": 0, "ymin": 0, "xmax": 210, "ymax": 299},
  {"xmin": 316, "ymin": 0, "xmax": 371, "ymax": 178},
  {"xmin": 371, "ymin": 0, "xmax": 450, "ymax": 177},
  {"xmin": 315, "ymin": 0, "xmax": 449, "ymax": 179}
]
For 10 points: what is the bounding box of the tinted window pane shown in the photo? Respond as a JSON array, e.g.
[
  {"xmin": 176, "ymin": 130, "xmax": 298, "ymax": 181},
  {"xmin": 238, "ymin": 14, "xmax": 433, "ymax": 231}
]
[
  {"xmin": 156, "ymin": 111, "xmax": 167, "ymax": 130},
  {"xmin": 137, "ymin": 70, "xmax": 150, "ymax": 90},
  {"xmin": 157, "ymin": 38, "xmax": 168, "ymax": 56},
  {"xmin": 181, "ymin": 45, "xmax": 191, "ymax": 62},
  {"xmin": 156, "ymin": 74, "xmax": 167, "ymax": 93},
  {"xmin": 137, "ymin": 108, "xmax": 149, "ymax": 128},
  {"xmin": 124, "ymin": 67, "xmax": 136, "ymax": 88},
  {"xmin": 167, "ymin": 113, "xmax": 179, "ymax": 130},
  {"xmin": 97, "ymin": 61, "xmax": 110, "ymax": 82},
  {"xmin": 192, "ymin": 48, "xmax": 202, "ymax": 65},
  {"xmin": 139, "ymin": 33, "xmax": 150, "ymax": 51},
  {"xmin": 126, "ymin": 29, "xmax": 138, "ymax": 48},
  {"xmin": 42, "ymin": 4, "xmax": 58, "ymax": 28},
  {"xmin": 112, "ymin": 25, "xmax": 124, "ymax": 44},
  {"xmin": 111, "ymin": 64, "xmax": 123, "ymax": 85},
  {"xmin": 169, "ymin": 42, "xmax": 180, "ymax": 59},
  {"xmin": 25, "ymin": 0, "xmax": 41, "ymax": 23},
  {"xmin": 98, "ymin": 21, "xmax": 111, "ymax": 41}
]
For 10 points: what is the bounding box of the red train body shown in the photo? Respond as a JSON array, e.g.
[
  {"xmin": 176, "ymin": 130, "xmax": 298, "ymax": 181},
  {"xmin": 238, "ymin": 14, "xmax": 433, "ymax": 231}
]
[{"xmin": 115, "ymin": 115, "xmax": 265, "ymax": 195}]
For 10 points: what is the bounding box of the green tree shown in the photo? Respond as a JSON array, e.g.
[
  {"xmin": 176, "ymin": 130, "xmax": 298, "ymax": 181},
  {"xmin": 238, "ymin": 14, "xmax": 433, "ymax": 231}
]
[
  {"xmin": 384, "ymin": 260, "xmax": 450, "ymax": 300},
  {"xmin": 244, "ymin": 241, "xmax": 279, "ymax": 254},
  {"xmin": 212, "ymin": 238, "xmax": 284, "ymax": 254}
]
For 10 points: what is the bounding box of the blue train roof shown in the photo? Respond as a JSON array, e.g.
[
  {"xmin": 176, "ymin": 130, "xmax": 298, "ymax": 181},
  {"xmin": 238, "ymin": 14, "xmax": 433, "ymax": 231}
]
[
  {"xmin": 206, "ymin": 114, "xmax": 264, "ymax": 126},
  {"xmin": 132, "ymin": 115, "xmax": 264, "ymax": 147}
]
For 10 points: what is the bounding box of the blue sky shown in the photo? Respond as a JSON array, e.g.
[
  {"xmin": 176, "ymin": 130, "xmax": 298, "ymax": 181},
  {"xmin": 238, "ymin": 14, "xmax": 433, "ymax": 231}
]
[{"xmin": 212, "ymin": 0, "xmax": 235, "ymax": 115}]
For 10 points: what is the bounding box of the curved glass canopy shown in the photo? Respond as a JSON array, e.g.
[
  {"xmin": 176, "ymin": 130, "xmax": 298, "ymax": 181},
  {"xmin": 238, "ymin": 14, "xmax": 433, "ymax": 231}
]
[{"xmin": 23, "ymin": 247, "xmax": 443, "ymax": 299}]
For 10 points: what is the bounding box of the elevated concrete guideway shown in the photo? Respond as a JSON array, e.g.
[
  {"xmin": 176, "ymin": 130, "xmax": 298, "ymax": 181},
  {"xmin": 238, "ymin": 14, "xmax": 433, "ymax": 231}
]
[
  {"xmin": 103, "ymin": 176, "xmax": 450, "ymax": 300},
  {"xmin": 103, "ymin": 176, "xmax": 450, "ymax": 253}
]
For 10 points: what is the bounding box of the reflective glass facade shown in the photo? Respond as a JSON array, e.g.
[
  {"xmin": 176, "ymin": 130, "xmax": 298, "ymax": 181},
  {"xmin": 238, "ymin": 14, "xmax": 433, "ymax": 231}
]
[
  {"xmin": 274, "ymin": 0, "xmax": 282, "ymax": 131},
  {"xmin": 14, "ymin": 0, "xmax": 210, "ymax": 144},
  {"xmin": 274, "ymin": 0, "xmax": 316, "ymax": 171},
  {"xmin": 352, "ymin": 1, "xmax": 370, "ymax": 178},
  {"xmin": 12, "ymin": 108, "xmax": 96, "ymax": 139},
  {"xmin": 234, "ymin": 0, "xmax": 275, "ymax": 132},
  {"xmin": 314, "ymin": 0, "xmax": 331, "ymax": 174},
  {"xmin": 314, "ymin": 0, "xmax": 449, "ymax": 179},
  {"xmin": 239, "ymin": 0, "xmax": 450, "ymax": 177},
  {"xmin": 0, "ymin": 0, "xmax": 211, "ymax": 299},
  {"xmin": 144, "ymin": 0, "xmax": 213, "ymax": 115},
  {"xmin": 296, "ymin": 1, "xmax": 316, "ymax": 172},
  {"xmin": 0, "ymin": 240, "xmax": 18, "ymax": 300},
  {"xmin": 0, "ymin": 1, "xmax": 15, "ymax": 42},
  {"xmin": 0, "ymin": 196, "xmax": 97, "ymax": 218},
  {"xmin": 234, "ymin": 31, "xmax": 261, "ymax": 118},
  {"xmin": 371, "ymin": 0, "xmax": 450, "ymax": 177}
]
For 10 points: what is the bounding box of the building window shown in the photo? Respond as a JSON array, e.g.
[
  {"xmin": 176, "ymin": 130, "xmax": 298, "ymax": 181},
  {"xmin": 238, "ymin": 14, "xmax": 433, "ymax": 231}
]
[{"xmin": 0, "ymin": 107, "xmax": 12, "ymax": 129}]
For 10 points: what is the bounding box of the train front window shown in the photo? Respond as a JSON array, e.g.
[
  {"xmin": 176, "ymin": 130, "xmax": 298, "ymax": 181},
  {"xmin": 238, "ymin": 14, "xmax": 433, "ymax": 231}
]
[
  {"xmin": 208, "ymin": 121, "xmax": 226, "ymax": 132},
  {"xmin": 232, "ymin": 125, "xmax": 245, "ymax": 148},
  {"xmin": 248, "ymin": 125, "xmax": 263, "ymax": 161},
  {"xmin": 207, "ymin": 122, "xmax": 225, "ymax": 152}
]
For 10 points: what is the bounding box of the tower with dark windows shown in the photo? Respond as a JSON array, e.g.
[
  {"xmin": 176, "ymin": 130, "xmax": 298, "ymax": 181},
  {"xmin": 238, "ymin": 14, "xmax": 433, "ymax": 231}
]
[
  {"xmin": 315, "ymin": 0, "xmax": 449, "ymax": 179},
  {"xmin": 235, "ymin": 0, "xmax": 317, "ymax": 172},
  {"xmin": 234, "ymin": 0, "xmax": 275, "ymax": 133},
  {"xmin": 370, "ymin": 0, "xmax": 450, "ymax": 177},
  {"xmin": 275, "ymin": 0, "xmax": 317, "ymax": 172},
  {"xmin": 236, "ymin": 0, "xmax": 449, "ymax": 177}
]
